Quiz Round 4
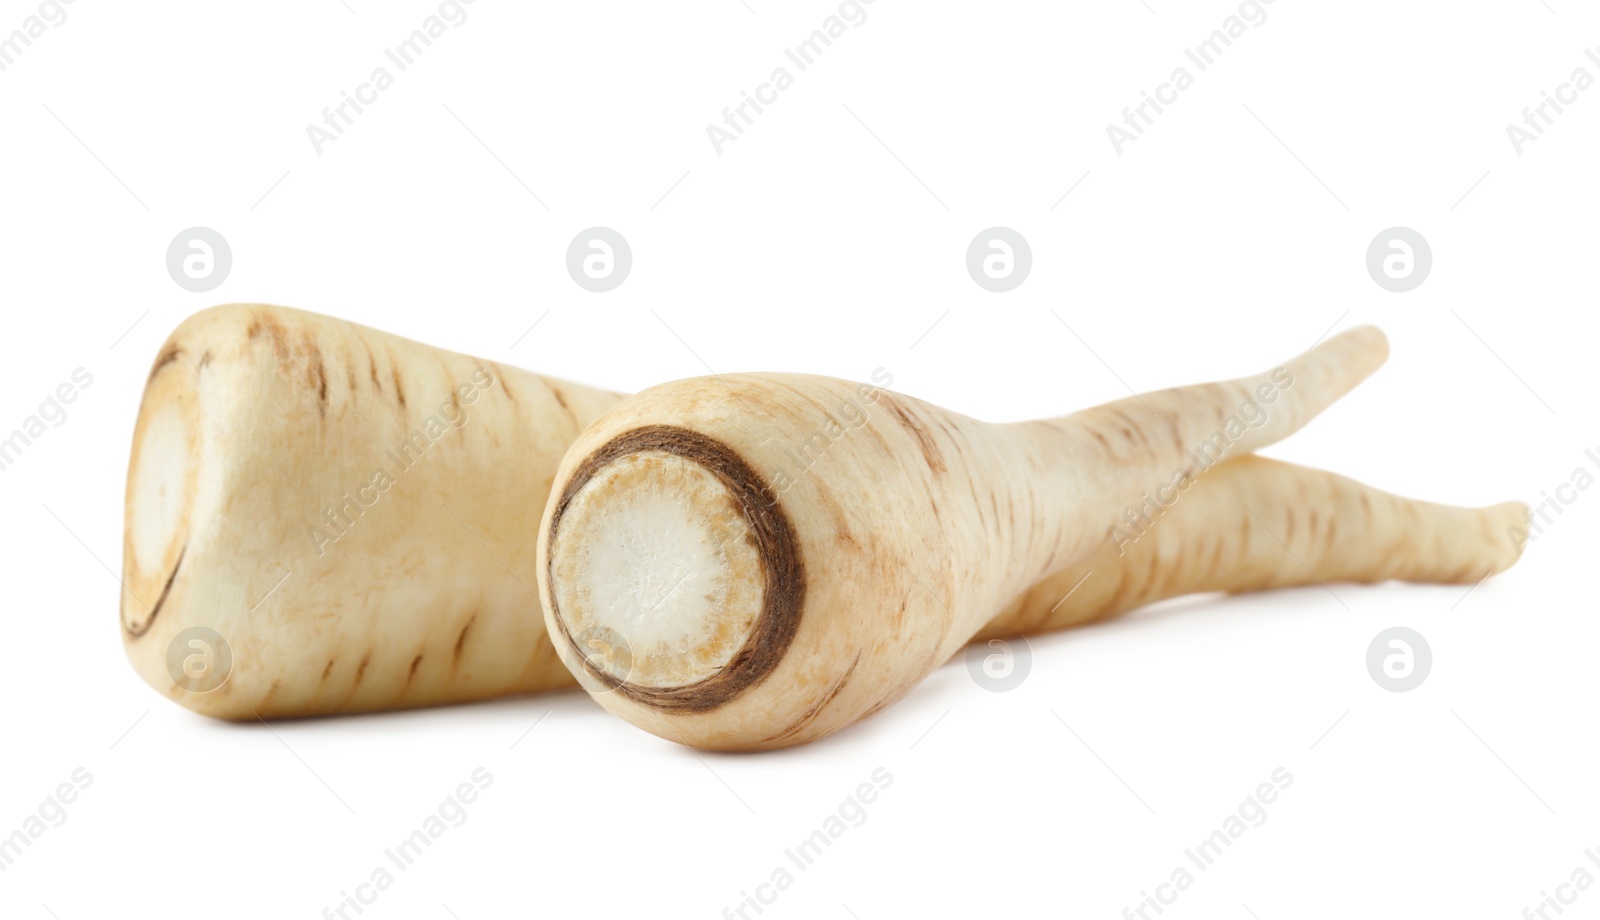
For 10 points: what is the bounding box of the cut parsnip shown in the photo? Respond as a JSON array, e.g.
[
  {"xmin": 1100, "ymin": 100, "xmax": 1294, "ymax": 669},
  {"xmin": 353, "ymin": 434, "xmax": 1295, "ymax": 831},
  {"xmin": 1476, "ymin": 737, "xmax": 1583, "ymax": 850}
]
[
  {"xmin": 536, "ymin": 327, "xmax": 1523, "ymax": 751},
  {"xmin": 123, "ymin": 305, "xmax": 622, "ymax": 718}
]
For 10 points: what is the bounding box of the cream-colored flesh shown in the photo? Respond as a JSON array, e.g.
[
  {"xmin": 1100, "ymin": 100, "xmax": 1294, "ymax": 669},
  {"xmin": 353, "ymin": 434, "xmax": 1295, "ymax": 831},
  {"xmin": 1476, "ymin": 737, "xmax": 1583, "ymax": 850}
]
[
  {"xmin": 548, "ymin": 451, "xmax": 764, "ymax": 689},
  {"xmin": 127, "ymin": 404, "xmax": 194, "ymax": 577}
]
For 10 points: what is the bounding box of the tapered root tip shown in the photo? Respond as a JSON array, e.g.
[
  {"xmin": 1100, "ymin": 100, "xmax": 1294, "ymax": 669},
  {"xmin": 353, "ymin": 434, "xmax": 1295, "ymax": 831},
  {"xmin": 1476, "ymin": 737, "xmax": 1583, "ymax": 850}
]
[
  {"xmin": 1485, "ymin": 500, "xmax": 1532, "ymax": 573},
  {"xmin": 1435, "ymin": 499, "xmax": 1529, "ymax": 585},
  {"xmin": 1312, "ymin": 324, "xmax": 1390, "ymax": 384},
  {"xmin": 545, "ymin": 425, "xmax": 805, "ymax": 713}
]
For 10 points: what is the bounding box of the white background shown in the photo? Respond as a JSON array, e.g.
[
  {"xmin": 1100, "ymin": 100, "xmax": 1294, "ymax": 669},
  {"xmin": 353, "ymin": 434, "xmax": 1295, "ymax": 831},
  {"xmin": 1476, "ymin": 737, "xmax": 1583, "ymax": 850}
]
[{"xmin": 2, "ymin": 1, "xmax": 1597, "ymax": 918}]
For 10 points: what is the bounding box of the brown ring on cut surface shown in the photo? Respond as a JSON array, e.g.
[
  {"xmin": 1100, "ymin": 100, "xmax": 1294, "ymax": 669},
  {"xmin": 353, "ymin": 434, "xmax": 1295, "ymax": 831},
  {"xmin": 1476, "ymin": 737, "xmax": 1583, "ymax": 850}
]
[
  {"xmin": 124, "ymin": 350, "xmax": 200, "ymax": 639},
  {"xmin": 545, "ymin": 424, "xmax": 805, "ymax": 713}
]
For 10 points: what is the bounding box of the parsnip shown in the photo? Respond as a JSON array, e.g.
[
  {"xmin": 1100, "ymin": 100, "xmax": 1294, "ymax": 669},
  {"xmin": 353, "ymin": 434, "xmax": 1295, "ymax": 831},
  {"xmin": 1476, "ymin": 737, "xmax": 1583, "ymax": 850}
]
[
  {"xmin": 977, "ymin": 454, "xmax": 1523, "ymax": 641},
  {"xmin": 537, "ymin": 327, "xmax": 1522, "ymax": 751},
  {"xmin": 123, "ymin": 305, "xmax": 622, "ymax": 718}
]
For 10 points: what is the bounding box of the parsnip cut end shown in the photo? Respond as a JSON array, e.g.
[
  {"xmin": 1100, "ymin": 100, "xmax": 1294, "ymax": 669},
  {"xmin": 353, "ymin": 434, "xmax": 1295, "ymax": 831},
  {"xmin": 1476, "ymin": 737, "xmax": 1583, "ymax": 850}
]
[
  {"xmin": 548, "ymin": 450, "xmax": 765, "ymax": 690},
  {"xmin": 129, "ymin": 405, "xmax": 192, "ymax": 574},
  {"xmin": 123, "ymin": 362, "xmax": 199, "ymax": 637}
]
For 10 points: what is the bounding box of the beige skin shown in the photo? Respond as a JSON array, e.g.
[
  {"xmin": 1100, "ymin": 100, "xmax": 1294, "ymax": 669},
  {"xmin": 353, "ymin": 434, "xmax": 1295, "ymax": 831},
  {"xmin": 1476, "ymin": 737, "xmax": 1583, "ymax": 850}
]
[
  {"xmin": 123, "ymin": 305, "xmax": 622, "ymax": 719},
  {"xmin": 121, "ymin": 305, "xmax": 1223, "ymax": 724},
  {"xmin": 979, "ymin": 454, "xmax": 1523, "ymax": 641},
  {"xmin": 538, "ymin": 327, "xmax": 1524, "ymax": 751}
]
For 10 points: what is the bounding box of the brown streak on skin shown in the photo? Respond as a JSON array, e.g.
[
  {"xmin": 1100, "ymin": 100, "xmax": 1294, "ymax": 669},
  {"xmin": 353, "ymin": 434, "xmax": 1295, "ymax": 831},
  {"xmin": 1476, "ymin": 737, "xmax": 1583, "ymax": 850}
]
[
  {"xmin": 406, "ymin": 655, "xmax": 423, "ymax": 685},
  {"xmin": 864, "ymin": 419, "xmax": 894, "ymax": 455},
  {"xmin": 758, "ymin": 654, "xmax": 859, "ymax": 743},
  {"xmin": 860, "ymin": 675, "xmax": 922, "ymax": 721},
  {"xmin": 547, "ymin": 379, "xmax": 576, "ymax": 426},
  {"xmin": 389, "ymin": 352, "xmax": 407, "ymax": 409},
  {"xmin": 969, "ymin": 476, "xmax": 986, "ymax": 528},
  {"xmin": 197, "ymin": 350, "xmax": 212, "ymax": 369},
  {"xmin": 148, "ymin": 345, "xmax": 182, "ymax": 382},
  {"xmin": 933, "ymin": 417, "xmax": 964, "ymax": 457},
  {"xmin": 817, "ymin": 492, "xmax": 856, "ymax": 548},
  {"xmin": 1109, "ymin": 408, "xmax": 1142, "ymax": 446},
  {"xmin": 882, "ymin": 395, "xmax": 946, "ymax": 475},
  {"xmin": 340, "ymin": 653, "xmax": 372, "ymax": 707},
  {"xmin": 250, "ymin": 313, "xmax": 292, "ymax": 361},
  {"xmin": 302, "ymin": 338, "xmax": 328, "ymax": 415},
  {"xmin": 127, "ymin": 544, "xmax": 185, "ymax": 638},
  {"xmin": 452, "ymin": 615, "xmax": 477, "ymax": 667},
  {"xmin": 546, "ymin": 425, "xmax": 806, "ymax": 714},
  {"xmin": 364, "ymin": 340, "xmax": 381, "ymax": 391},
  {"xmin": 492, "ymin": 364, "xmax": 515, "ymax": 403},
  {"xmin": 321, "ymin": 659, "xmax": 336, "ymax": 684}
]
